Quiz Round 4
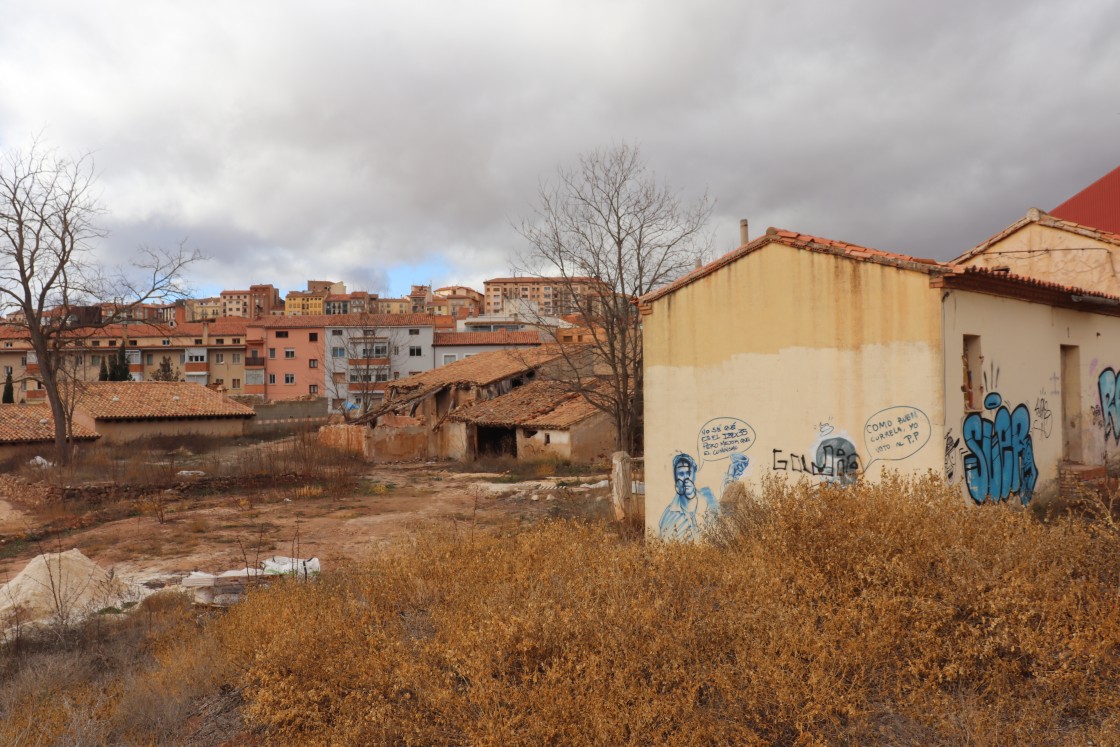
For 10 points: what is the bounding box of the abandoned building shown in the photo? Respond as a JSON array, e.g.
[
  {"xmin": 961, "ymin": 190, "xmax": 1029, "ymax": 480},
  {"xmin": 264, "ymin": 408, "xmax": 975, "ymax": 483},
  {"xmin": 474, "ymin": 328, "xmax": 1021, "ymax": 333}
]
[
  {"xmin": 445, "ymin": 379, "xmax": 615, "ymax": 463},
  {"xmin": 324, "ymin": 346, "xmax": 592, "ymax": 462},
  {"xmin": 639, "ymin": 226, "xmax": 1120, "ymax": 538}
]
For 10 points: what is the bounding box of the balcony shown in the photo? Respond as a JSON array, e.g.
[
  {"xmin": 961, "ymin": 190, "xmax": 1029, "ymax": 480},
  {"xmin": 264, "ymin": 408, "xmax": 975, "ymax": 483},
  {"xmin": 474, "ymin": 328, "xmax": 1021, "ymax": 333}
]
[
  {"xmin": 348, "ymin": 357, "xmax": 389, "ymax": 367},
  {"xmin": 184, "ymin": 362, "xmax": 209, "ymax": 373},
  {"xmin": 348, "ymin": 382, "xmax": 388, "ymax": 393},
  {"xmin": 245, "ymin": 356, "xmax": 266, "ymax": 369}
]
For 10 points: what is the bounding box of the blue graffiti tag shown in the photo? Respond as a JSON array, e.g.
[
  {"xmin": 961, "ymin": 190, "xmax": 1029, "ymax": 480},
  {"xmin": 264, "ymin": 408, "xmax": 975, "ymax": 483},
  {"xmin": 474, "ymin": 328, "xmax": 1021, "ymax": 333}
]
[
  {"xmin": 1098, "ymin": 367, "xmax": 1120, "ymax": 441},
  {"xmin": 962, "ymin": 392, "xmax": 1037, "ymax": 505}
]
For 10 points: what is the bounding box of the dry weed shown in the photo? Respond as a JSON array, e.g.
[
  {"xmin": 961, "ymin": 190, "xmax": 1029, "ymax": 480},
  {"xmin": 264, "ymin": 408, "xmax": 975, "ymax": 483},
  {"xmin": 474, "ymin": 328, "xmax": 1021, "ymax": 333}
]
[{"xmin": 213, "ymin": 473, "xmax": 1120, "ymax": 745}]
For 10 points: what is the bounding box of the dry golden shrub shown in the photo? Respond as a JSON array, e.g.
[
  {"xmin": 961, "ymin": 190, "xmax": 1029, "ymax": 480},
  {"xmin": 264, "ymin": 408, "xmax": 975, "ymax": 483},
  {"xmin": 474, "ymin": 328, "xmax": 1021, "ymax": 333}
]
[{"xmin": 215, "ymin": 472, "xmax": 1120, "ymax": 746}]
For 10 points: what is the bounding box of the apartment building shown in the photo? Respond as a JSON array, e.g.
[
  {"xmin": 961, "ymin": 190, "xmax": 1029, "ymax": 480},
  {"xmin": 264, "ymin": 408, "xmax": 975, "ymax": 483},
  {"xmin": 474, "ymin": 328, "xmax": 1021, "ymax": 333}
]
[
  {"xmin": 324, "ymin": 291, "xmax": 375, "ymax": 315},
  {"xmin": 483, "ymin": 276, "xmax": 608, "ymax": 316},
  {"xmin": 285, "ymin": 280, "xmax": 345, "ymax": 316},
  {"xmin": 433, "ymin": 285, "xmax": 484, "ymax": 317},
  {"xmin": 220, "ymin": 284, "xmax": 282, "ymax": 318},
  {"xmin": 2, "ymin": 318, "xmax": 251, "ymax": 402},
  {"xmin": 185, "ymin": 297, "xmax": 223, "ymax": 320},
  {"xmin": 246, "ymin": 313, "xmax": 436, "ymax": 411}
]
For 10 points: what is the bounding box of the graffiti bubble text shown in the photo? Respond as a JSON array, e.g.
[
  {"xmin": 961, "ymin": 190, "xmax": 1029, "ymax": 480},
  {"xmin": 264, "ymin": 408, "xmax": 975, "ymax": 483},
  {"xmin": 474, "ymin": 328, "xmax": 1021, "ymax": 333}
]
[
  {"xmin": 863, "ymin": 406, "xmax": 931, "ymax": 464},
  {"xmin": 697, "ymin": 417, "xmax": 756, "ymax": 460}
]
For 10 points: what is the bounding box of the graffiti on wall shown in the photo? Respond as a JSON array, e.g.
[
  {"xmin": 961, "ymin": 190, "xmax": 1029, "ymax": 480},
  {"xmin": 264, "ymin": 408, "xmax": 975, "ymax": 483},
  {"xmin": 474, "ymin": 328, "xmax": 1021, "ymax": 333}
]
[
  {"xmin": 660, "ymin": 418, "xmax": 756, "ymax": 539},
  {"xmin": 944, "ymin": 430, "xmax": 961, "ymax": 483},
  {"xmin": 697, "ymin": 417, "xmax": 756, "ymax": 459},
  {"xmin": 862, "ymin": 406, "xmax": 931, "ymax": 469},
  {"xmin": 961, "ymin": 392, "xmax": 1037, "ymax": 505},
  {"xmin": 659, "ymin": 452, "xmax": 720, "ymax": 540},
  {"xmin": 1032, "ymin": 393, "xmax": 1053, "ymax": 439},
  {"xmin": 1098, "ymin": 367, "xmax": 1120, "ymax": 442},
  {"xmin": 772, "ymin": 435, "xmax": 862, "ymax": 485}
]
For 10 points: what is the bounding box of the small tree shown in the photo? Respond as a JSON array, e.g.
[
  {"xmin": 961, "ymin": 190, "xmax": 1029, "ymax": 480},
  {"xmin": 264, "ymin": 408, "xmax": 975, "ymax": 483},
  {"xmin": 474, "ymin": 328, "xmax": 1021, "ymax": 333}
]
[
  {"xmin": 518, "ymin": 144, "xmax": 712, "ymax": 453},
  {"xmin": 149, "ymin": 355, "xmax": 181, "ymax": 382},
  {"xmin": 98, "ymin": 357, "xmax": 108, "ymax": 381},
  {"xmin": 107, "ymin": 345, "xmax": 133, "ymax": 381},
  {"xmin": 0, "ymin": 140, "xmax": 198, "ymax": 462},
  {"xmin": 2, "ymin": 370, "xmax": 13, "ymax": 404}
]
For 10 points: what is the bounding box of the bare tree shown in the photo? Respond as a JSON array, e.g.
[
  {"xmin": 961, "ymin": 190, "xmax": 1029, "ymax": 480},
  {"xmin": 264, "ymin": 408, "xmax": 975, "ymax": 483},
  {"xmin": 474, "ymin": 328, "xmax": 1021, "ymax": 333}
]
[
  {"xmin": 518, "ymin": 144, "xmax": 712, "ymax": 453},
  {"xmin": 0, "ymin": 140, "xmax": 200, "ymax": 463}
]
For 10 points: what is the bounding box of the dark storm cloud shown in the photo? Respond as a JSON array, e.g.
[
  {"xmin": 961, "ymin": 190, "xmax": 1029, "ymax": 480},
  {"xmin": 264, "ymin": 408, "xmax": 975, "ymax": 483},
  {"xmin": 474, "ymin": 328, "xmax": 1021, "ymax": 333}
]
[{"xmin": 1, "ymin": 0, "xmax": 1117, "ymax": 298}]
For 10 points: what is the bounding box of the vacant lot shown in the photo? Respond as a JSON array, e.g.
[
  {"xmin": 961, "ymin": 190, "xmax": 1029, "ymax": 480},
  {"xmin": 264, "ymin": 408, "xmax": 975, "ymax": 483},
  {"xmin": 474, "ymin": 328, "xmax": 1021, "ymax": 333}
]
[{"xmin": 0, "ymin": 435, "xmax": 612, "ymax": 596}]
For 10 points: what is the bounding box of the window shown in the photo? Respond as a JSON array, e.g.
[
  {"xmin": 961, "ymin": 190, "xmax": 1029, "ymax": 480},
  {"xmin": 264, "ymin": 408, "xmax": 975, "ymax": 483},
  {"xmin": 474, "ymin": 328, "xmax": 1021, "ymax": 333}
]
[
  {"xmin": 91, "ymin": 355, "xmax": 101, "ymax": 365},
  {"xmin": 162, "ymin": 339, "xmax": 170, "ymax": 346},
  {"xmin": 213, "ymin": 378, "xmax": 224, "ymax": 386},
  {"xmin": 129, "ymin": 339, "xmax": 137, "ymax": 345},
  {"xmin": 285, "ymin": 373, "xmax": 295, "ymax": 384},
  {"xmin": 275, "ymin": 331, "xmax": 289, "ymax": 338},
  {"xmin": 309, "ymin": 359, "xmax": 318, "ymax": 368},
  {"xmin": 216, "ymin": 338, "xmax": 224, "ymax": 344},
  {"xmin": 232, "ymin": 378, "xmax": 241, "ymax": 389},
  {"xmin": 409, "ymin": 328, "xmax": 420, "ymax": 335},
  {"xmin": 331, "ymin": 347, "xmax": 345, "ymax": 358},
  {"xmin": 443, "ymin": 354, "xmax": 457, "ymax": 365},
  {"xmin": 233, "ymin": 338, "xmax": 240, "ymax": 344},
  {"xmin": 74, "ymin": 356, "xmax": 84, "ymax": 365},
  {"xmin": 269, "ymin": 348, "xmax": 276, "ymax": 359},
  {"xmin": 268, "ymin": 374, "xmax": 276, "ymax": 384},
  {"xmin": 374, "ymin": 343, "xmax": 388, "ymax": 357},
  {"xmin": 363, "ymin": 329, "xmax": 375, "ymax": 336},
  {"xmin": 376, "ymin": 370, "xmax": 389, "ymax": 382},
  {"xmin": 284, "ymin": 349, "xmax": 295, "ymax": 359},
  {"xmin": 409, "ymin": 346, "xmax": 422, "ymax": 357},
  {"xmin": 91, "ymin": 340, "xmax": 100, "ymax": 347},
  {"xmin": 309, "ymin": 333, "xmax": 318, "ymax": 342},
  {"xmin": 194, "ymin": 338, "xmax": 203, "ymax": 345},
  {"xmin": 233, "ymin": 353, "xmax": 241, "ymax": 363},
  {"xmin": 188, "ymin": 354, "xmax": 205, "ymax": 363},
  {"xmin": 3, "ymin": 342, "xmax": 10, "ymax": 348},
  {"xmin": 216, "ymin": 353, "xmax": 225, "ymax": 363},
  {"xmin": 2, "ymin": 366, "xmax": 10, "ymax": 375},
  {"xmin": 332, "ymin": 329, "xmax": 343, "ymax": 336},
  {"xmin": 963, "ymin": 335, "xmax": 983, "ymax": 410},
  {"xmin": 309, "ymin": 384, "xmax": 319, "ymax": 394},
  {"xmin": 20, "ymin": 356, "xmax": 26, "ymax": 366},
  {"xmin": 146, "ymin": 354, "xmax": 154, "ymax": 365},
  {"xmin": 109, "ymin": 341, "xmax": 117, "ymax": 347},
  {"xmin": 393, "ymin": 371, "xmax": 400, "ymax": 380}
]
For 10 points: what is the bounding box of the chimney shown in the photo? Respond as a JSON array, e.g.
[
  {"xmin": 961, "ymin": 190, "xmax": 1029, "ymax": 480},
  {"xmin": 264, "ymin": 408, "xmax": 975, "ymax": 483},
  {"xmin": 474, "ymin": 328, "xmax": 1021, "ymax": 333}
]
[{"xmin": 739, "ymin": 219, "xmax": 750, "ymax": 247}]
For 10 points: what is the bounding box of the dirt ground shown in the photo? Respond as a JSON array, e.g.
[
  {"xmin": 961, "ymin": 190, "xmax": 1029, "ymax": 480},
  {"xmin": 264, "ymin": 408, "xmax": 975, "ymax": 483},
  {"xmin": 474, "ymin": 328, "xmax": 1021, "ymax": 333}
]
[{"xmin": 0, "ymin": 459, "xmax": 614, "ymax": 596}]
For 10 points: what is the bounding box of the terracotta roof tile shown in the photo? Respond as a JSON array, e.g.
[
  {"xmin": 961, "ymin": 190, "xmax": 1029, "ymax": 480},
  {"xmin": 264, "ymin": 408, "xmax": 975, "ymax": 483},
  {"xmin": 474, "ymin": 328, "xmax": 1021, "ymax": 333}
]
[
  {"xmin": 641, "ymin": 227, "xmax": 947, "ymax": 305},
  {"xmin": 434, "ymin": 331, "xmax": 543, "ymax": 346},
  {"xmin": 76, "ymin": 382, "xmax": 256, "ymax": 421},
  {"xmin": 0, "ymin": 404, "xmax": 99, "ymax": 444},
  {"xmin": 448, "ymin": 379, "xmax": 603, "ymax": 429}
]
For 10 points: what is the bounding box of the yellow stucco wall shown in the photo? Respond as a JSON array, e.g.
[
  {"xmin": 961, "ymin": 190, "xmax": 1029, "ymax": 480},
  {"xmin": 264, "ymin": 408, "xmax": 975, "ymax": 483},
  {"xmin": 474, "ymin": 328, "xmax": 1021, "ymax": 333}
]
[
  {"xmin": 643, "ymin": 242, "xmax": 945, "ymax": 537},
  {"xmin": 960, "ymin": 223, "xmax": 1120, "ymax": 296}
]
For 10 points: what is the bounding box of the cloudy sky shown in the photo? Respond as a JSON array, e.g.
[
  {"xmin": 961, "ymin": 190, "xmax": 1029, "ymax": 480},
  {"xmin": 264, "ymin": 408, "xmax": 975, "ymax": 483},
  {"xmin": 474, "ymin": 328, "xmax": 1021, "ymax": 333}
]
[{"xmin": 1, "ymin": 0, "xmax": 1117, "ymax": 299}]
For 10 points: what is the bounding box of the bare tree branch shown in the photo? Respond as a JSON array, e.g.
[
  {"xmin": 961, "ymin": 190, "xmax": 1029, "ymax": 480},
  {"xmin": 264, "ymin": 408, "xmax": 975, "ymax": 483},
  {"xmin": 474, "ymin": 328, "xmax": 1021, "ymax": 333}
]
[
  {"xmin": 0, "ymin": 140, "xmax": 202, "ymax": 464},
  {"xmin": 516, "ymin": 143, "xmax": 713, "ymax": 453}
]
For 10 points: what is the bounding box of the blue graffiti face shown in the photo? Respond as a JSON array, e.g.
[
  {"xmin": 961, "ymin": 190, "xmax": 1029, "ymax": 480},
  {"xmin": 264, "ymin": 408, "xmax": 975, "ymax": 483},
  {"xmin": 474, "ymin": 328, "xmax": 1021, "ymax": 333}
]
[
  {"xmin": 1098, "ymin": 368, "xmax": 1120, "ymax": 441},
  {"xmin": 961, "ymin": 392, "xmax": 1037, "ymax": 505}
]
